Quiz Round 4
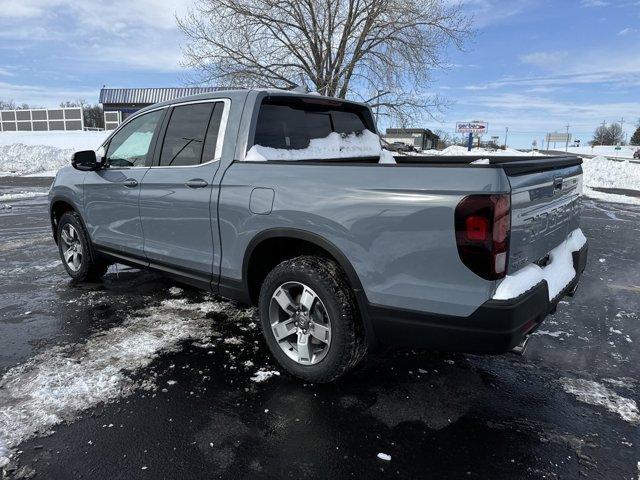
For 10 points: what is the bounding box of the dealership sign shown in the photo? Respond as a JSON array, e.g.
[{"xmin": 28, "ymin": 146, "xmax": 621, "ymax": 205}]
[{"xmin": 456, "ymin": 121, "xmax": 488, "ymax": 134}]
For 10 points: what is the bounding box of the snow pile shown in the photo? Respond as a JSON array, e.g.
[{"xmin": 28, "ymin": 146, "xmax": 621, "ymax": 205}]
[
  {"xmin": 0, "ymin": 131, "xmax": 109, "ymax": 176},
  {"xmin": 470, "ymin": 158, "xmax": 490, "ymax": 165},
  {"xmin": 0, "ymin": 296, "xmax": 252, "ymax": 462},
  {"xmin": 420, "ymin": 145, "xmax": 540, "ymax": 156},
  {"xmin": 245, "ymin": 129, "xmax": 395, "ymax": 164},
  {"xmin": 560, "ymin": 377, "xmax": 640, "ymax": 425},
  {"xmin": 566, "ymin": 145, "xmax": 638, "ymax": 159},
  {"xmin": 581, "ymin": 155, "xmax": 640, "ymax": 204},
  {"xmin": 0, "ymin": 190, "xmax": 48, "ymax": 201},
  {"xmin": 493, "ymin": 228, "xmax": 587, "ymax": 300},
  {"xmin": 377, "ymin": 453, "xmax": 392, "ymax": 461}
]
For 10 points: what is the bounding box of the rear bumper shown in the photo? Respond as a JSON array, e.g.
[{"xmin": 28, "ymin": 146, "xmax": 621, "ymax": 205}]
[{"xmin": 367, "ymin": 243, "xmax": 588, "ymax": 353}]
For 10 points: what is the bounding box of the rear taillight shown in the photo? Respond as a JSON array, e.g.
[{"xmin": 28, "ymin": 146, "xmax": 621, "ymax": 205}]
[{"xmin": 455, "ymin": 194, "xmax": 511, "ymax": 280}]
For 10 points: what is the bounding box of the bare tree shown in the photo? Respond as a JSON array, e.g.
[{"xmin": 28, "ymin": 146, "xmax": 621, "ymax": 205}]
[
  {"xmin": 591, "ymin": 122, "xmax": 625, "ymax": 146},
  {"xmin": 60, "ymin": 99, "xmax": 105, "ymax": 129},
  {"xmin": 178, "ymin": 0, "xmax": 471, "ymax": 123},
  {"xmin": 0, "ymin": 100, "xmax": 16, "ymax": 110}
]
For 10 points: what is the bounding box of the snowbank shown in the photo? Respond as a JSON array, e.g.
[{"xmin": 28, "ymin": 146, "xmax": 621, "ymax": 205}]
[
  {"xmin": 420, "ymin": 145, "xmax": 541, "ymax": 157},
  {"xmin": 565, "ymin": 145, "xmax": 638, "ymax": 159},
  {"xmin": 581, "ymin": 155, "xmax": 640, "ymax": 205},
  {"xmin": 245, "ymin": 129, "xmax": 395, "ymax": 163},
  {"xmin": 493, "ymin": 228, "xmax": 587, "ymax": 301},
  {"xmin": 0, "ymin": 131, "xmax": 109, "ymax": 176}
]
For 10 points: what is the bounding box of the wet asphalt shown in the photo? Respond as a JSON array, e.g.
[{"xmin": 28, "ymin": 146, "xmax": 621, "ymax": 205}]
[{"xmin": 0, "ymin": 177, "xmax": 638, "ymax": 479}]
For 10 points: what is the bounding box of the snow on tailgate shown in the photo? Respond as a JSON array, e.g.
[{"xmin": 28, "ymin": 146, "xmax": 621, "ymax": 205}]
[{"xmin": 493, "ymin": 228, "xmax": 587, "ymax": 300}]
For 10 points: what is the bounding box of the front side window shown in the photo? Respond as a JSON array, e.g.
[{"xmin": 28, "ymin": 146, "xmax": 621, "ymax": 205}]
[
  {"xmin": 106, "ymin": 110, "xmax": 163, "ymax": 167},
  {"xmin": 159, "ymin": 103, "xmax": 217, "ymax": 167}
]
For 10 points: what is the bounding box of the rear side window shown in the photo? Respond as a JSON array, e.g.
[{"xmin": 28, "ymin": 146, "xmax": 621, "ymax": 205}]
[
  {"xmin": 253, "ymin": 102, "xmax": 369, "ymax": 150},
  {"xmin": 201, "ymin": 102, "xmax": 225, "ymax": 163},
  {"xmin": 159, "ymin": 103, "xmax": 214, "ymax": 167}
]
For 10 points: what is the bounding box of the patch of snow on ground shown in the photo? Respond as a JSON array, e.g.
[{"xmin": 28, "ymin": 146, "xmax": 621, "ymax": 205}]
[
  {"xmin": 250, "ymin": 369, "xmax": 281, "ymax": 383},
  {"xmin": 245, "ymin": 129, "xmax": 394, "ymax": 164},
  {"xmin": 0, "ymin": 296, "xmax": 251, "ymax": 460},
  {"xmin": 493, "ymin": 228, "xmax": 587, "ymax": 300},
  {"xmin": 581, "ymin": 156, "xmax": 640, "ymax": 205},
  {"xmin": 534, "ymin": 330, "xmax": 572, "ymax": 338},
  {"xmin": 377, "ymin": 453, "xmax": 392, "ymax": 461},
  {"xmin": 168, "ymin": 287, "xmax": 184, "ymax": 297},
  {"xmin": 0, "ymin": 131, "xmax": 109, "ymax": 177},
  {"xmin": 470, "ymin": 158, "xmax": 490, "ymax": 165},
  {"xmin": 560, "ymin": 378, "xmax": 640, "ymax": 425},
  {"xmin": 0, "ymin": 190, "xmax": 48, "ymax": 201}
]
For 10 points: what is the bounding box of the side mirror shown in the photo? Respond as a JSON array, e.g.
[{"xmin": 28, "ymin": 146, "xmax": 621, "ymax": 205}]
[{"xmin": 71, "ymin": 150, "xmax": 101, "ymax": 171}]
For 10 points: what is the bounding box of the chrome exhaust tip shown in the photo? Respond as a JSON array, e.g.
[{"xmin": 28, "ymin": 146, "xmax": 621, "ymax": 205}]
[{"xmin": 511, "ymin": 336, "xmax": 530, "ymax": 355}]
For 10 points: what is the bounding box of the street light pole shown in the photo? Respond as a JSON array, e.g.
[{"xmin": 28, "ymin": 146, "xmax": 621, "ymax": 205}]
[{"xmin": 504, "ymin": 126, "xmax": 509, "ymax": 148}]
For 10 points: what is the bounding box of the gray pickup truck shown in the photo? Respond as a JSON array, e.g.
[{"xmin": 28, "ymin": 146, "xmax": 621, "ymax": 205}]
[{"xmin": 49, "ymin": 89, "xmax": 588, "ymax": 382}]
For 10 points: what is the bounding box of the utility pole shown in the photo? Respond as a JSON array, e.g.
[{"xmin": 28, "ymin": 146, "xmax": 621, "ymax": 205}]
[
  {"xmin": 504, "ymin": 126, "xmax": 509, "ymax": 148},
  {"xmin": 565, "ymin": 124, "xmax": 570, "ymax": 152},
  {"xmin": 619, "ymin": 117, "xmax": 625, "ymax": 144},
  {"xmin": 600, "ymin": 120, "xmax": 606, "ymax": 146}
]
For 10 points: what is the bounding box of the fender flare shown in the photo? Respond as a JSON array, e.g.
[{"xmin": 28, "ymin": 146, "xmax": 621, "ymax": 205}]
[{"xmin": 242, "ymin": 228, "xmax": 377, "ymax": 347}]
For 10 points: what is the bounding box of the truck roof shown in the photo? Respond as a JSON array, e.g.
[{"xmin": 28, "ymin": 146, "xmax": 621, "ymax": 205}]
[{"xmin": 134, "ymin": 88, "xmax": 370, "ymax": 116}]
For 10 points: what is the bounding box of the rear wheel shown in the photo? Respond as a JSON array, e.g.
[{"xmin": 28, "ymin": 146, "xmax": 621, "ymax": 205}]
[
  {"xmin": 57, "ymin": 211, "xmax": 108, "ymax": 281},
  {"xmin": 258, "ymin": 255, "xmax": 366, "ymax": 383}
]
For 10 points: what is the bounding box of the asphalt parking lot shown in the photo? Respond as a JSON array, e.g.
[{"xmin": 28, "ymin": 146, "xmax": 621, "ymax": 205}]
[{"xmin": 0, "ymin": 177, "xmax": 638, "ymax": 479}]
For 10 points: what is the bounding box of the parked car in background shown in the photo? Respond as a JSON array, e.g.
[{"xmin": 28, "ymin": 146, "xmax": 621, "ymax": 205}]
[
  {"xmin": 49, "ymin": 89, "xmax": 588, "ymax": 383},
  {"xmin": 384, "ymin": 141, "xmax": 415, "ymax": 153}
]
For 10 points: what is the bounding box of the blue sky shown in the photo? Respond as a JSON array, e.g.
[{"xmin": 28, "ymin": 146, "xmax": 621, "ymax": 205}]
[{"xmin": 0, "ymin": 0, "xmax": 638, "ymax": 148}]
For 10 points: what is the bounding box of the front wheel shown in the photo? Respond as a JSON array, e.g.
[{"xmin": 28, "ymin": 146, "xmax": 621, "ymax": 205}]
[
  {"xmin": 57, "ymin": 211, "xmax": 108, "ymax": 281},
  {"xmin": 258, "ymin": 255, "xmax": 366, "ymax": 383}
]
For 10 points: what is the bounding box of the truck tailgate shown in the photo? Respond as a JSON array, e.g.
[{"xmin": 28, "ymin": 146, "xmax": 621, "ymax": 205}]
[{"xmin": 499, "ymin": 156, "xmax": 583, "ymax": 273}]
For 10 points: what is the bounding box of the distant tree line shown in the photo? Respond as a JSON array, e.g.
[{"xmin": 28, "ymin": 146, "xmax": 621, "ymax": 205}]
[
  {"xmin": 0, "ymin": 100, "xmax": 35, "ymax": 110},
  {"xmin": 59, "ymin": 100, "xmax": 104, "ymax": 129},
  {"xmin": 591, "ymin": 122, "xmax": 625, "ymax": 146},
  {"xmin": 630, "ymin": 119, "xmax": 640, "ymax": 146},
  {"xmin": 0, "ymin": 99, "xmax": 104, "ymax": 129}
]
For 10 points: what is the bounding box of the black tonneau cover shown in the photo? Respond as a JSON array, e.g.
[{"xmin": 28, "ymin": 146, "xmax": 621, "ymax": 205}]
[{"xmin": 394, "ymin": 155, "xmax": 582, "ymax": 176}]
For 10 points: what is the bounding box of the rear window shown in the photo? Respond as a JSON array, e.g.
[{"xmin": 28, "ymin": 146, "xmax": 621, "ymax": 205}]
[{"xmin": 253, "ymin": 100, "xmax": 370, "ymax": 150}]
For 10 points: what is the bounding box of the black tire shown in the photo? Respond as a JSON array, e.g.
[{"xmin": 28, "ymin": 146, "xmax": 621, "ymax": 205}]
[
  {"xmin": 57, "ymin": 211, "xmax": 108, "ymax": 281},
  {"xmin": 258, "ymin": 255, "xmax": 366, "ymax": 383}
]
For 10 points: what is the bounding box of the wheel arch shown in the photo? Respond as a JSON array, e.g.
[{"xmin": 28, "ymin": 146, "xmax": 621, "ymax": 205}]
[
  {"xmin": 50, "ymin": 197, "xmax": 78, "ymax": 243},
  {"xmin": 241, "ymin": 228, "xmax": 377, "ymax": 346}
]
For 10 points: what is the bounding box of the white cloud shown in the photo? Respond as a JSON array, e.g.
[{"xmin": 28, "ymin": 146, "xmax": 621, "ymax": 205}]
[
  {"xmin": 618, "ymin": 27, "xmax": 634, "ymax": 35},
  {"xmin": 520, "ymin": 51, "xmax": 568, "ymax": 68},
  {"xmin": 580, "ymin": 0, "xmax": 609, "ymax": 6},
  {"xmin": 463, "ymin": 47, "xmax": 640, "ymax": 91},
  {"xmin": 0, "ymin": 81, "xmax": 98, "ymax": 107},
  {"xmin": 0, "ymin": 0, "xmax": 191, "ymax": 71}
]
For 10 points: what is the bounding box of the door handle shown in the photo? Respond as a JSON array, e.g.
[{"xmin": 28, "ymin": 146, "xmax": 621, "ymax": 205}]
[
  {"xmin": 186, "ymin": 178, "xmax": 209, "ymax": 189},
  {"xmin": 123, "ymin": 178, "xmax": 138, "ymax": 188}
]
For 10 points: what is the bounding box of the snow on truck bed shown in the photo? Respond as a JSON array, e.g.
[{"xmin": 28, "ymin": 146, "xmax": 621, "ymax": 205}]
[{"xmin": 246, "ymin": 129, "xmax": 396, "ymax": 163}]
